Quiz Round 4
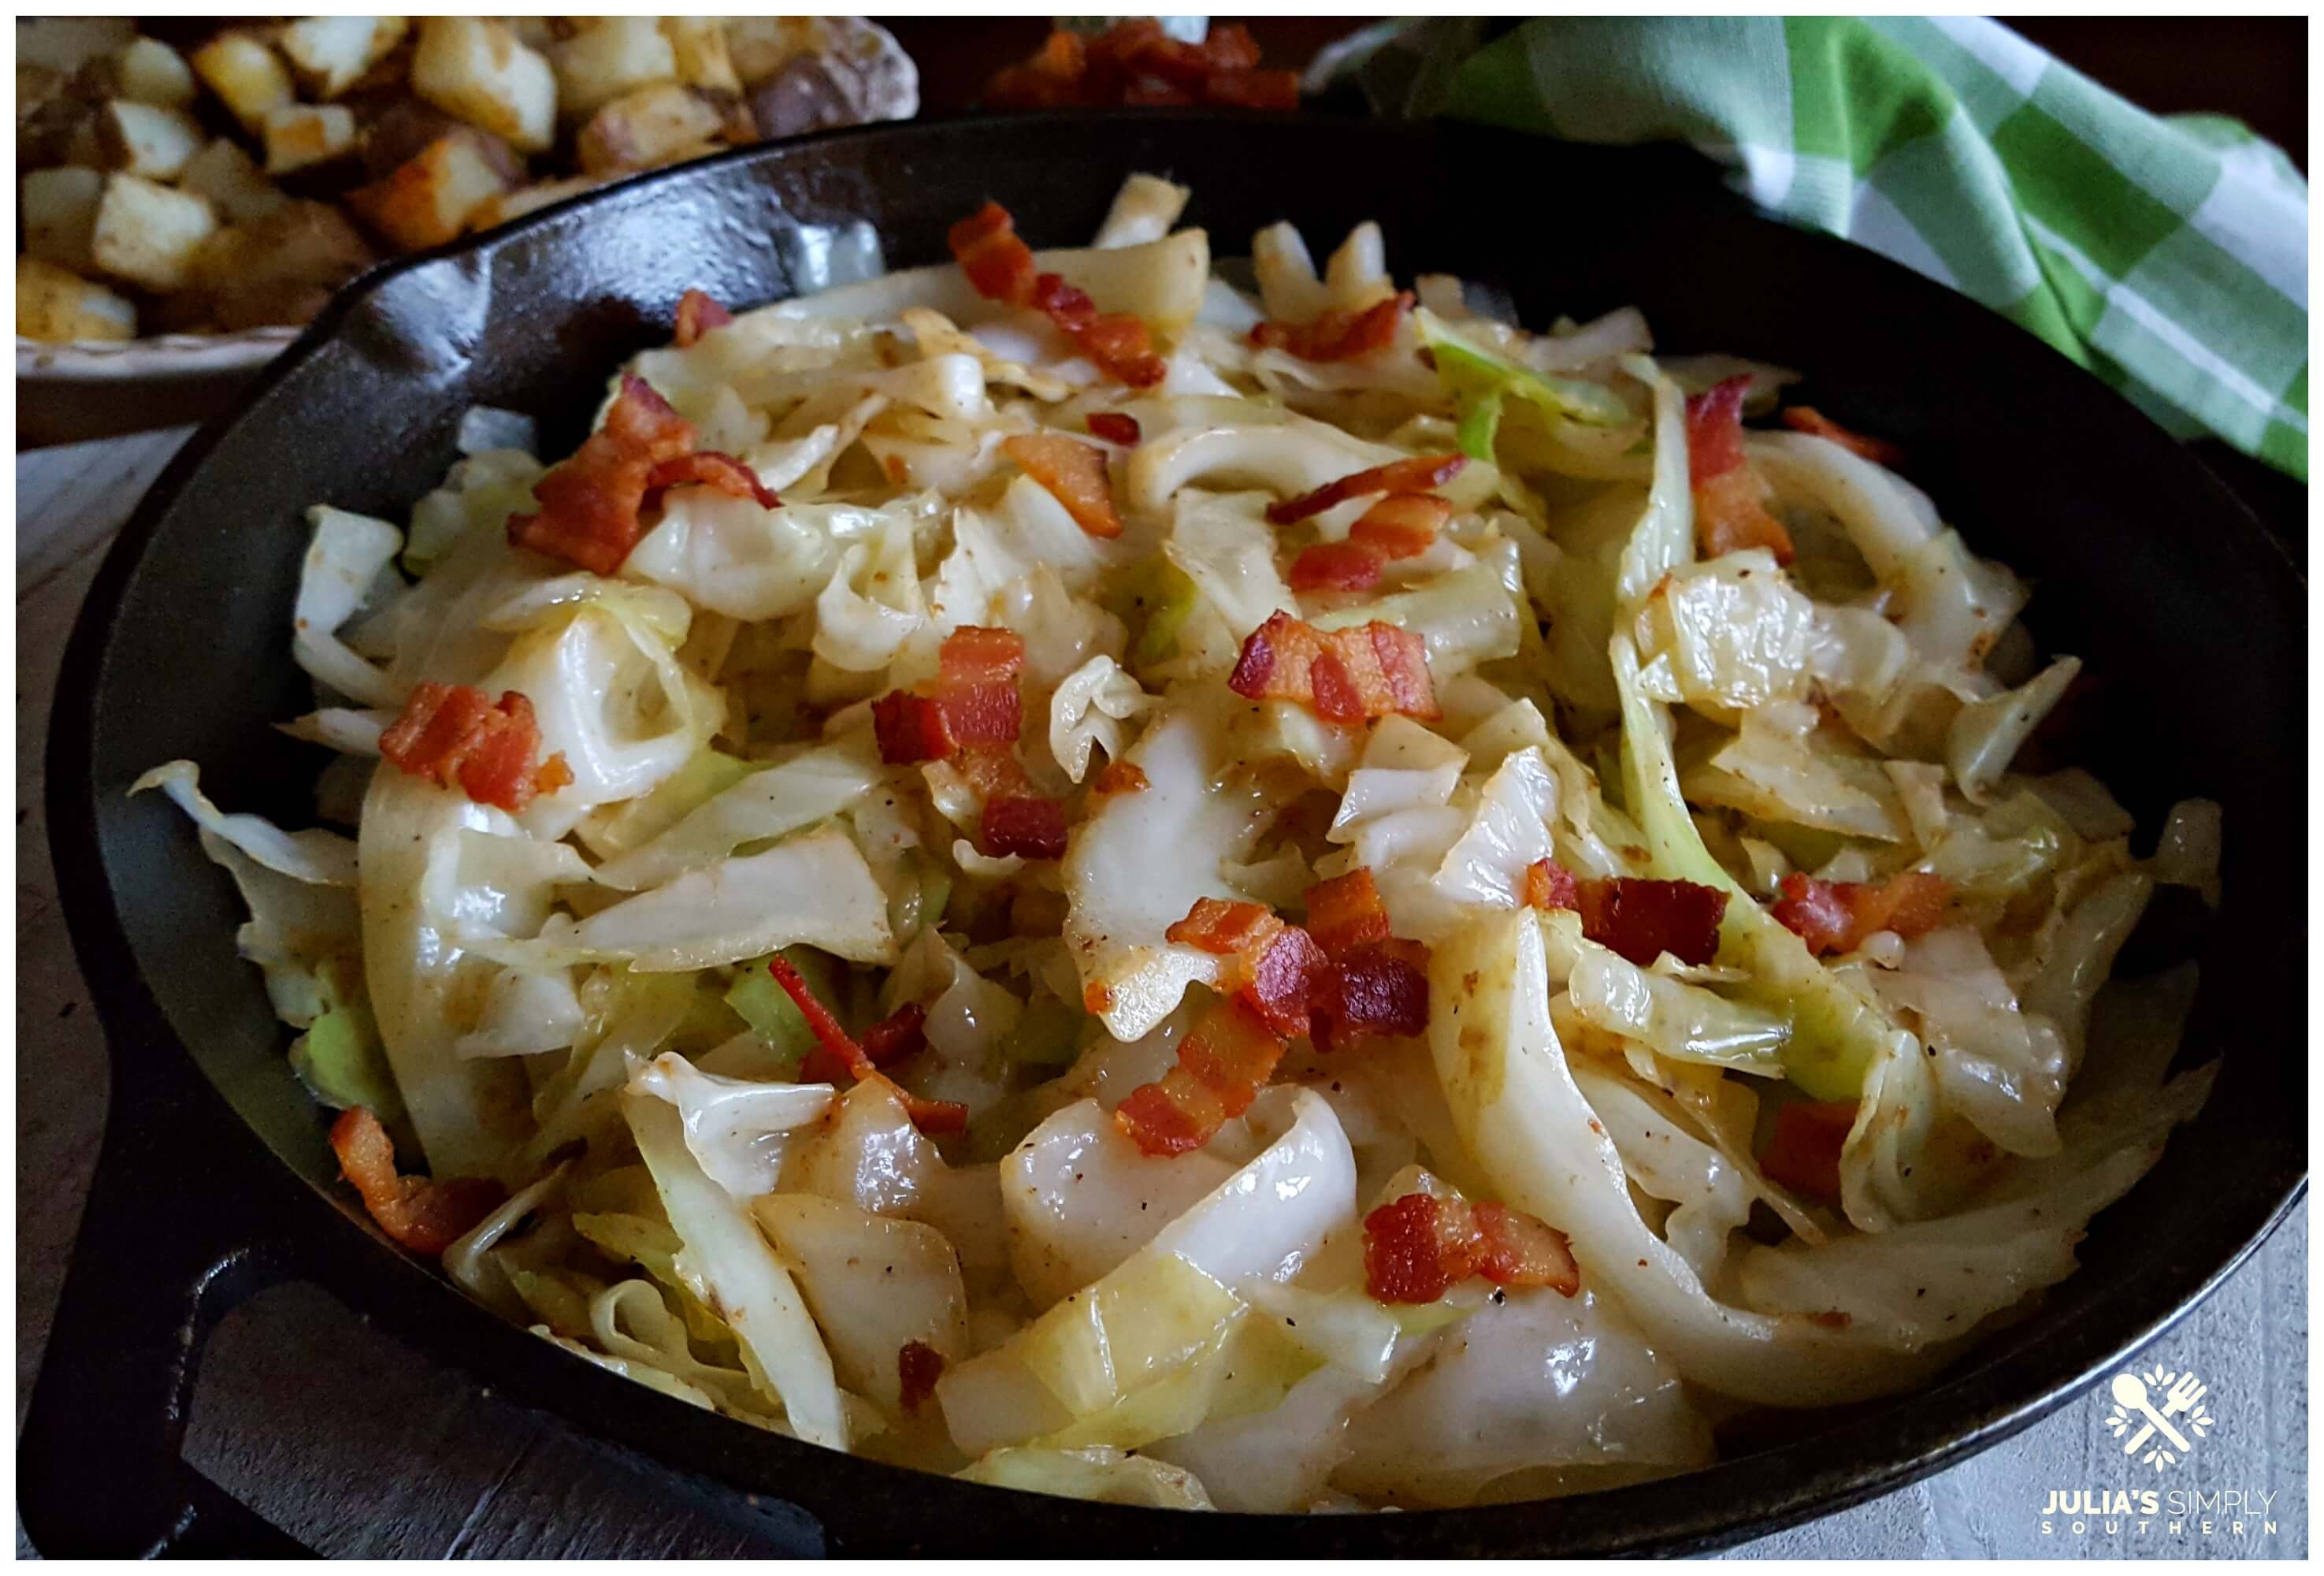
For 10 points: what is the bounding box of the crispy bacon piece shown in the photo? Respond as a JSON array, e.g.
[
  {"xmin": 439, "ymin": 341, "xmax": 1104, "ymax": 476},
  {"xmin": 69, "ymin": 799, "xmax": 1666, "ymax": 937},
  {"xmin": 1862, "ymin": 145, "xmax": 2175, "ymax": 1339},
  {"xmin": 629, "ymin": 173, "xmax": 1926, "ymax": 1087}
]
[
  {"xmin": 1311, "ymin": 944, "xmax": 1429, "ymax": 1050},
  {"xmin": 1521, "ymin": 857, "xmax": 1581, "ymax": 913},
  {"xmin": 980, "ymin": 795, "xmax": 1067, "ymax": 860},
  {"xmin": 1362, "ymin": 1192, "xmax": 1580, "ymax": 1304},
  {"xmin": 1227, "ymin": 611, "xmax": 1439, "ymax": 724},
  {"xmin": 874, "ymin": 626, "xmax": 1028, "ymax": 767},
  {"xmin": 329, "ymin": 1106, "xmax": 506, "ymax": 1257},
  {"xmin": 644, "ymin": 449, "xmax": 781, "ymax": 510},
  {"xmin": 1684, "ymin": 375, "xmax": 1795, "ymax": 565},
  {"xmin": 379, "ymin": 682, "xmax": 570, "ymax": 812},
  {"xmin": 897, "ymin": 1339, "xmax": 947, "ymax": 1415},
  {"xmin": 1001, "ymin": 433, "xmax": 1125, "ymax": 538},
  {"xmin": 803, "ymin": 1001, "xmax": 926, "ymax": 1086},
  {"xmin": 1287, "ymin": 540, "xmax": 1385, "ymax": 593},
  {"xmin": 947, "ymin": 200, "xmax": 1039, "ymax": 305},
  {"xmin": 508, "ymin": 374, "xmax": 696, "ymax": 576},
  {"xmin": 1349, "ymin": 493, "xmax": 1448, "ymax": 559},
  {"xmin": 1770, "ymin": 871, "xmax": 1951, "ymax": 956},
  {"xmin": 673, "ymin": 288, "xmax": 733, "ymax": 348},
  {"xmin": 1092, "ymin": 758, "xmax": 1148, "ymax": 795},
  {"xmin": 767, "ymin": 957, "xmax": 967, "ymax": 1136},
  {"xmin": 873, "ymin": 691, "xmax": 956, "ymax": 765},
  {"xmin": 1303, "ymin": 869, "xmax": 1394, "ymax": 957},
  {"xmin": 1086, "ymin": 411, "xmax": 1141, "ymax": 446},
  {"xmin": 1780, "ymin": 406, "xmax": 1904, "ymax": 468},
  {"xmin": 1165, "ymin": 898, "xmax": 1328, "ymax": 1038},
  {"xmin": 1758, "ymin": 1098, "xmax": 1858, "ymax": 1202},
  {"xmin": 1575, "ymin": 877, "xmax": 1728, "ymax": 967},
  {"xmin": 983, "ymin": 28, "xmax": 1086, "ymax": 109},
  {"xmin": 1268, "ymin": 452, "xmax": 1466, "ymax": 526},
  {"xmin": 941, "ymin": 624, "xmax": 1026, "ymax": 685},
  {"xmin": 1250, "ymin": 291, "xmax": 1413, "ymax": 364},
  {"xmin": 1114, "ymin": 997, "xmax": 1286, "ymax": 1157}
]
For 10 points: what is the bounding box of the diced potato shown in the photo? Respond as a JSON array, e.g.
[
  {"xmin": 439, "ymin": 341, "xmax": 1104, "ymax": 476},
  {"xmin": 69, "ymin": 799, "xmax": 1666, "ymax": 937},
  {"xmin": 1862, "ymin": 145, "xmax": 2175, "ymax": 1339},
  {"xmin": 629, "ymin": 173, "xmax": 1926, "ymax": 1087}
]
[
  {"xmin": 191, "ymin": 199, "xmax": 377, "ymax": 329},
  {"xmin": 17, "ymin": 256, "xmax": 137, "ymax": 343},
  {"xmin": 277, "ymin": 15, "xmax": 410, "ymax": 98},
  {"xmin": 660, "ymin": 18, "xmax": 741, "ymax": 95},
  {"xmin": 108, "ymin": 38, "xmax": 198, "ymax": 108},
  {"xmin": 410, "ymin": 17, "xmax": 555, "ymax": 155},
  {"xmin": 94, "ymin": 99, "xmax": 205, "ymax": 180},
  {"xmin": 466, "ymin": 174, "xmax": 600, "ymax": 233},
  {"xmin": 190, "ymin": 31, "xmax": 295, "ymax": 134},
  {"xmin": 551, "ymin": 18, "xmax": 678, "ymax": 121},
  {"xmin": 345, "ymin": 128, "xmax": 515, "ymax": 252},
  {"xmin": 17, "ymin": 63, "xmax": 86, "ymax": 168},
  {"xmin": 575, "ymin": 82, "xmax": 723, "ymax": 177},
  {"xmin": 725, "ymin": 17, "xmax": 825, "ymax": 86},
  {"xmin": 178, "ymin": 138, "xmax": 291, "ymax": 225},
  {"xmin": 20, "ymin": 166, "xmax": 105, "ymax": 272},
  {"xmin": 261, "ymin": 102, "xmax": 358, "ymax": 176},
  {"xmin": 89, "ymin": 172, "xmax": 219, "ymax": 291},
  {"xmin": 17, "ymin": 17, "xmax": 136, "ymax": 76}
]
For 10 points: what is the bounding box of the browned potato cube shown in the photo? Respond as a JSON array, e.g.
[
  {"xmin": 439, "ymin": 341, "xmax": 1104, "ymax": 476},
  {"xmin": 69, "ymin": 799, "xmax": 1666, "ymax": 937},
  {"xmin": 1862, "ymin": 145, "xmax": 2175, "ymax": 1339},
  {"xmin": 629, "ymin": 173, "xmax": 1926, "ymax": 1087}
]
[
  {"xmin": 410, "ymin": 17, "xmax": 555, "ymax": 155},
  {"xmin": 465, "ymin": 175, "xmax": 600, "ymax": 234},
  {"xmin": 345, "ymin": 128, "xmax": 515, "ymax": 252},
  {"xmin": 277, "ymin": 16, "xmax": 410, "ymax": 98},
  {"xmin": 89, "ymin": 172, "xmax": 218, "ymax": 290},
  {"xmin": 261, "ymin": 102, "xmax": 358, "ymax": 175},
  {"xmin": 17, "ymin": 17, "xmax": 136, "ymax": 76},
  {"xmin": 20, "ymin": 165, "xmax": 105, "ymax": 271},
  {"xmin": 94, "ymin": 98, "xmax": 204, "ymax": 180},
  {"xmin": 190, "ymin": 32, "xmax": 295, "ymax": 134},
  {"xmin": 178, "ymin": 137, "xmax": 291, "ymax": 224},
  {"xmin": 551, "ymin": 18, "xmax": 678, "ymax": 121},
  {"xmin": 17, "ymin": 255, "xmax": 137, "ymax": 342},
  {"xmin": 192, "ymin": 199, "xmax": 378, "ymax": 329},
  {"xmin": 574, "ymin": 82, "xmax": 723, "ymax": 177},
  {"xmin": 660, "ymin": 18, "xmax": 741, "ymax": 96},
  {"xmin": 725, "ymin": 18, "xmax": 823, "ymax": 87},
  {"xmin": 107, "ymin": 38, "xmax": 198, "ymax": 109}
]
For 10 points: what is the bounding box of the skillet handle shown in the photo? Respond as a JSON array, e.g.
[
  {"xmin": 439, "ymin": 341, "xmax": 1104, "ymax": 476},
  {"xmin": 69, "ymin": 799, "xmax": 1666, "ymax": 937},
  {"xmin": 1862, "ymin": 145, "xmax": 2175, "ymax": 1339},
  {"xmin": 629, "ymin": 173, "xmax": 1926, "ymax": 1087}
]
[{"xmin": 17, "ymin": 1039, "xmax": 318, "ymax": 1559}]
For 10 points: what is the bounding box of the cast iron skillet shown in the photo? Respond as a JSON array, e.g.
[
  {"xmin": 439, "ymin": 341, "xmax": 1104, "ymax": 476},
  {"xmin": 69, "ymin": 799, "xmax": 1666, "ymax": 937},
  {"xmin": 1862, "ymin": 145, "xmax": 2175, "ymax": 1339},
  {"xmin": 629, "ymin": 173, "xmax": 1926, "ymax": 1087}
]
[{"xmin": 25, "ymin": 113, "xmax": 2306, "ymax": 1557}]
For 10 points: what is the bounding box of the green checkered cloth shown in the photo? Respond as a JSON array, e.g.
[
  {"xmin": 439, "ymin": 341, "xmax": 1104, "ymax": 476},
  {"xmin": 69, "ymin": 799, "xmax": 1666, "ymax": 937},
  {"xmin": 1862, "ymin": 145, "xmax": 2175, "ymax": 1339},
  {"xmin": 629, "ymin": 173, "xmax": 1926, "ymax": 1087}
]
[{"xmin": 1327, "ymin": 17, "xmax": 2308, "ymax": 479}]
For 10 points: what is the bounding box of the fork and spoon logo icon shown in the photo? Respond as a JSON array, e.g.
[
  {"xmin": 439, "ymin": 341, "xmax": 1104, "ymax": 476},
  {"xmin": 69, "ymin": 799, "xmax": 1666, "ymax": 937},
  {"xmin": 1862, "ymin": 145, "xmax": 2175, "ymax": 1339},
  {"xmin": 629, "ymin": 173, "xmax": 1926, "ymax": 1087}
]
[{"xmin": 2104, "ymin": 1364, "xmax": 2216, "ymax": 1470}]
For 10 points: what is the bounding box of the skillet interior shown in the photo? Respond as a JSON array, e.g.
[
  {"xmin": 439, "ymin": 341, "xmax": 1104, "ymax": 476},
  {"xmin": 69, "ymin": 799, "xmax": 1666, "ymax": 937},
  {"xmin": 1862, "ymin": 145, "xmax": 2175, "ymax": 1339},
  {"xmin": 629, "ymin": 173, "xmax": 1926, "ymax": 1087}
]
[{"xmin": 53, "ymin": 112, "xmax": 2306, "ymax": 1555}]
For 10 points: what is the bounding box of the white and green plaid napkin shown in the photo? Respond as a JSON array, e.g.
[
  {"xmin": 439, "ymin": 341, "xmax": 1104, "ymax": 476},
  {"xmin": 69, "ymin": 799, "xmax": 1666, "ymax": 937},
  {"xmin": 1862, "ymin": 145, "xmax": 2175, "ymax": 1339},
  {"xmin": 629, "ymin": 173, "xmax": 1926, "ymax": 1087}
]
[{"xmin": 1325, "ymin": 17, "xmax": 2308, "ymax": 480}]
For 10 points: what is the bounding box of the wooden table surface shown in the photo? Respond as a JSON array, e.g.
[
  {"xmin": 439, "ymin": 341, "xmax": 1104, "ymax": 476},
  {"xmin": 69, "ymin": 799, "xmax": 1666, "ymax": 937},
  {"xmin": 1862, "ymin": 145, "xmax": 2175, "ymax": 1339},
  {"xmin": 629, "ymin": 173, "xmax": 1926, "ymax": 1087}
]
[{"xmin": 15, "ymin": 429, "xmax": 2304, "ymax": 1558}]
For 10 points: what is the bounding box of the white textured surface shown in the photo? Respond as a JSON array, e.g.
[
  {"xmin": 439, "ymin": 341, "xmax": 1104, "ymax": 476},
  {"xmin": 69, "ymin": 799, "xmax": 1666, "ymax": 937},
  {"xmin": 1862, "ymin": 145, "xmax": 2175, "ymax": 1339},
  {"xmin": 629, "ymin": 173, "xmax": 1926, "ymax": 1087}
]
[{"xmin": 15, "ymin": 433, "xmax": 2306, "ymax": 1558}]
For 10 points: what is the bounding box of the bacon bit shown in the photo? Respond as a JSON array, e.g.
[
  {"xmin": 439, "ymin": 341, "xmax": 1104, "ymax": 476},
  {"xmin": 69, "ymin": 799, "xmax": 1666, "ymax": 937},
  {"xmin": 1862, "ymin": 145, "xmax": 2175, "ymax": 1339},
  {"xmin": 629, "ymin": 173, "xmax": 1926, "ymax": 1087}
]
[
  {"xmin": 1086, "ymin": 411, "xmax": 1141, "ymax": 447},
  {"xmin": 1287, "ymin": 540, "xmax": 1386, "ymax": 593},
  {"xmin": 1303, "ymin": 868, "xmax": 1394, "ymax": 957},
  {"xmin": 1250, "ymin": 291, "xmax": 1413, "ymax": 364},
  {"xmin": 1267, "ymin": 452, "xmax": 1466, "ymax": 526},
  {"xmin": 509, "ymin": 374, "xmax": 696, "ymax": 576},
  {"xmin": 1227, "ymin": 612, "xmax": 1439, "ymax": 723},
  {"xmin": 984, "ymin": 20, "xmax": 1298, "ymax": 114},
  {"xmin": 1091, "ymin": 758, "xmax": 1148, "ymax": 796},
  {"xmin": 329, "ymin": 1106, "xmax": 505, "ymax": 1257},
  {"xmin": 673, "ymin": 288, "xmax": 733, "ymax": 348},
  {"xmin": 1082, "ymin": 981, "xmax": 1115, "ymax": 1015},
  {"xmin": 1168, "ymin": 897, "xmax": 1281, "ymax": 957},
  {"xmin": 1770, "ymin": 871, "xmax": 1950, "ymax": 956},
  {"xmin": 1521, "ymin": 857, "xmax": 1580, "ymax": 913},
  {"xmin": 803, "ymin": 1001, "xmax": 926, "ymax": 1086},
  {"xmin": 1758, "ymin": 1098, "xmax": 1858, "ymax": 1202},
  {"xmin": 1684, "ymin": 376, "xmax": 1794, "ymax": 565},
  {"xmin": 941, "ymin": 625, "xmax": 1026, "ymax": 685},
  {"xmin": 947, "ymin": 200, "xmax": 1038, "ymax": 305},
  {"xmin": 1781, "ymin": 407, "xmax": 1905, "ymax": 469},
  {"xmin": 1164, "ymin": 898, "xmax": 1327, "ymax": 1037},
  {"xmin": 379, "ymin": 682, "xmax": 569, "ymax": 812},
  {"xmin": 1362, "ymin": 1192, "xmax": 1579, "ymax": 1304},
  {"xmin": 980, "ymin": 795, "xmax": 1068, "ymax": 860},
  {"xmin": 767, "ymin": 957, "xmax": 967, "ymax": 1135},
  {"xmin": 1114, "ymin": 997, "xmax": 1285, "ymax": 1157},
  {"xmin": 1348, "ymin": 493, "xmax": 1448, "ymax": 559},
  {"xmin": 872, "ymin": 691, "xmax": 955, "ymax": 765},
  {"xmin": 897, "ymin": 1339, "xmax": 947, "ymax": 1414},
  {"xmin": 644, "ymin": 449, "xmax": 781, "ymax": 510},
  {"xmin": 1311, "ymin": 944, "xmax": 1429, "ymax": 1050},
  {"xmin": 1001, "ymin": 433, "xmax": 1125, "ymax": 538},
  {"xmin": 1575, "ymin": 877, "xmax": 1728, "ymax": 967},
  {"xmin": 939, "ymin": 682, "xmax": 1022, "ymax": 748}
]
